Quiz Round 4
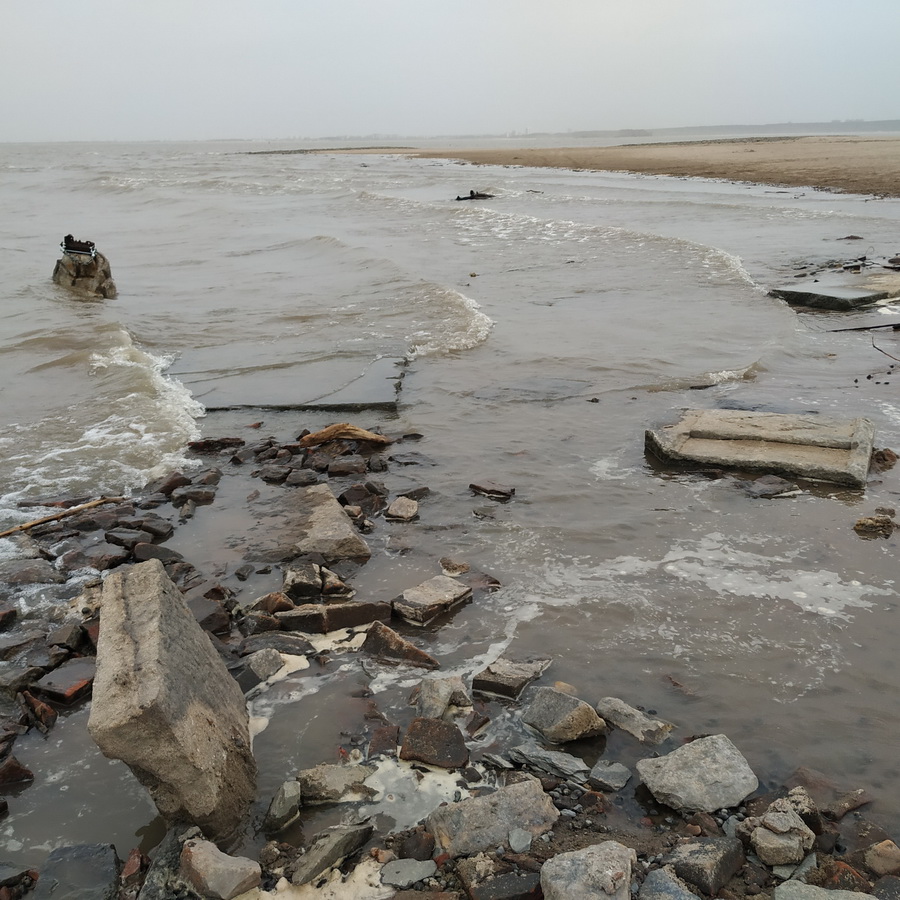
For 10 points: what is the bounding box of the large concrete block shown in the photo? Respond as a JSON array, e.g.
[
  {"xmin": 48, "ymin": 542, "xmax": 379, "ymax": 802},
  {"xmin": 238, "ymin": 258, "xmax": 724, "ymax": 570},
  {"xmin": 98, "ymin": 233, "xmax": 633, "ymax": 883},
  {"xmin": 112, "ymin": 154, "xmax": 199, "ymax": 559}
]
[
  {"xmin": 646, "ymin": 409, "xmax": 874, "ymax": 488},
  {"xmin": 88, "ymin": 560, "xmax": 256, "ymax": 842}
]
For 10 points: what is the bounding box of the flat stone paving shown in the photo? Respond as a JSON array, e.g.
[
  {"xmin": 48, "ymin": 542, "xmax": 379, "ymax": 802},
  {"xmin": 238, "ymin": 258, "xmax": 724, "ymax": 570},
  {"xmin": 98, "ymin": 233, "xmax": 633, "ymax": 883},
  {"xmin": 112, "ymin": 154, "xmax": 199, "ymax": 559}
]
[{"xmin": 646, "ymin": 409, "xmax": 874, "ymax": 488}]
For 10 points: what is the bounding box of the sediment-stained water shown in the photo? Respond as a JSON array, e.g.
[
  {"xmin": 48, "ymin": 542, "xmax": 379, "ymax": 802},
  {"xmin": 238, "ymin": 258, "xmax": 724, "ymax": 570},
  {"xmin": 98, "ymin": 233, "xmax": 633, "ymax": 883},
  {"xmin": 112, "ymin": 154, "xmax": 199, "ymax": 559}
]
[{"xmin": 2, "ymin": 138, "xmax": 900, "ymax": 862}]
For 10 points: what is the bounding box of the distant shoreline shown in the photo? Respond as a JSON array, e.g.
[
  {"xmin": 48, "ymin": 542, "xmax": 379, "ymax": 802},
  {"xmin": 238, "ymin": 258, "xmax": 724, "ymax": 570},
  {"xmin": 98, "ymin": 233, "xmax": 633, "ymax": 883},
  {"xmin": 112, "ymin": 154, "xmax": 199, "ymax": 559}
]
[{"xmin": 408, "ymin": 135, "xmax": 900, "ymax": 198}]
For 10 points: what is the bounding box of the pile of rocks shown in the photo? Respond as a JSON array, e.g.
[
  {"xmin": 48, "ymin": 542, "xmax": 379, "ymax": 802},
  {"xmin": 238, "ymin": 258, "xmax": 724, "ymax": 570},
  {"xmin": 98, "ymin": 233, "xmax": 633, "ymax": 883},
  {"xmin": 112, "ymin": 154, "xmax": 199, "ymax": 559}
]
[{"xmin": 0, "ymin": 422, "xmax": 897, "ymax": 899}]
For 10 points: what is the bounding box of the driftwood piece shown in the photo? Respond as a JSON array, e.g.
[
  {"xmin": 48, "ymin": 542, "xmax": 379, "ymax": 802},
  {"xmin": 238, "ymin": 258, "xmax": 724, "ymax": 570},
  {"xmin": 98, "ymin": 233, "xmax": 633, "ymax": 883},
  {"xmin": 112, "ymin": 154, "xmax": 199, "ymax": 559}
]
[
  {"xmin": 0, "ymin": 497, "xmax": 125, "ymax": 540},
  {"xmin": 298, "ymin": 423, "xmax": 393, "ymax": 449}
]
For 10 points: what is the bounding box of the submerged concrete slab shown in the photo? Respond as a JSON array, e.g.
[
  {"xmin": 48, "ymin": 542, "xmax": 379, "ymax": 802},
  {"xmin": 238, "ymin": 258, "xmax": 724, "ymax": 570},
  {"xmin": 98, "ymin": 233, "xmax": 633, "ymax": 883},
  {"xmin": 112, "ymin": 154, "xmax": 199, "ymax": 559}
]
[
  {"xmin": 769, "ymin": 284, "xmax": 891, "ymax": 310},
  {"xmin": 646, "ymin": 409, "xmax": 874, "ymax": 488}
]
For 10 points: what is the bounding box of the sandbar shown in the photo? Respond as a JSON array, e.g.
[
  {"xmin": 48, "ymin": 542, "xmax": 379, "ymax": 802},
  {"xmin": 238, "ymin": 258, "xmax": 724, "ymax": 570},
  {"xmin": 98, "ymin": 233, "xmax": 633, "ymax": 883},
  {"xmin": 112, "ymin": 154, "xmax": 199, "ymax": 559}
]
[{"xmin": 412, "ymin": 135, "xmax": 900, "ymax": 198}]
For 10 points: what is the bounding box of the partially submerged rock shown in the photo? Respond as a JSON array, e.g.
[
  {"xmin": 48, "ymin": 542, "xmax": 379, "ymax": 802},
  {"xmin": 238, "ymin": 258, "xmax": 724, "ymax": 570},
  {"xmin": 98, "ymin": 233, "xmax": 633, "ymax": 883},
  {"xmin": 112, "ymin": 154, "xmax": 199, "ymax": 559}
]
[
  {"xmin": 770, "ymin": 283, "xmax": 892, "ymax": 310},
  {"xmin": 596, "ymin": 696, "xmax": 673, "ymax": 744},
  {"xmin": 362, "ymin": 621, "xmax": 440, "ymax": 669},
  {"xmin": 288, "ymin": 822, "xmax": 374, "ymax": 885},
  {"xmin": 472, "ymin": 656, "xmax": 551, "ymax": 699},
  {"xmin": 426, "ymin": 777, "xmax": 559, "ymax": 858},
  {"xmin": 522, "ymin": 686, "xmax": 607, "ymax": 743},
  {"xmin": 88, "ymin": 560, "xmax": 257, "ymax": 841},
  {"xmin": 179, "ymin": 838, "xmax": 261, "ymax": 900},
  {"xmin": 52, "ymin": 245, "xmax": 117, "ymax": 298},
  {"xmin": 636, "ymin": 734, "xmax": 758, "ymax": 813},
  {"xmin": 296, "ymin": 762, "xmax": 377, "ymax": 804},
  {"xmin": 393, "ymin": 575, "xmax": 472, "ymax": 626},
  {"xmin": 646, "ymin": 409, "xmax": 874, "ymax": 488}
]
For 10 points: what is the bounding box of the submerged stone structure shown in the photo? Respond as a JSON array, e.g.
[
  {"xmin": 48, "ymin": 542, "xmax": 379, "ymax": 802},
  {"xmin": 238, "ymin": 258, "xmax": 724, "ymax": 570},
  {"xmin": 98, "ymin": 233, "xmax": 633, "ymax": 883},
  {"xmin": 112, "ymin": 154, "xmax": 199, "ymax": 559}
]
[
  {"xmin": 88, "ymin": 559, "xmax": 256, "ymax": 842},
  {"xmin": 52, "ymin": 245, "xmax": 117, "ymax": 298}
]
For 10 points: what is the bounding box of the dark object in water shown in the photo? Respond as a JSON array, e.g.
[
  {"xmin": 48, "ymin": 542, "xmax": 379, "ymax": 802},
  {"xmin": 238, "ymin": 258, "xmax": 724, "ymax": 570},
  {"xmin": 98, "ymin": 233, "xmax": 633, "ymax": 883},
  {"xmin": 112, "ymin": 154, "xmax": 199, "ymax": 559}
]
[
  {"xmin": 455, "ymin": 190, "xmax": 495, "ymax": 201},
  {"xmin": 61, "ymin": 234, "xmax": 97, "ymax": 258}
]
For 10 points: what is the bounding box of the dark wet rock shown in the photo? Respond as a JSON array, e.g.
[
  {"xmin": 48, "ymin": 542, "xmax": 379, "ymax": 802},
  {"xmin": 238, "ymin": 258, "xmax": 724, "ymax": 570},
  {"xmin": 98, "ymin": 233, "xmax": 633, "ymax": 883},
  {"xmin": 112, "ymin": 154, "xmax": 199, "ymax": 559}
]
[
  {"xmin": 541, "ymin": 840, "xmax": 636, "ymax": 900},
  {"xmin": 426, "ymin": 777, "xmax": 559, "ymax": 858},
  {"xmin": 240, "ymin": 610, "xmax": 282, "ymax": 635},
  {"xmin": 248, "ymin": 591, "xmax": 294, "ymax": 614},
  {"xmin": 472, "ymin": 657, "xmax": 550, "ymax": 699},
  {"xmin": 288, "ymin": 822, "xmax": 374, "ymax": 885},
  {"xmin": 0, "ymin": 558, "xmax": 64, "ymax": 586},
  {"xmin": 636, "ymin": 734, "xmax": 758, "ymax": 812},
  {"xmin": 328, "ymin": 455, "xmax": 368, "ymax": 477},
  {"xmin": 639, "ymin": 866, "xmax": 702, "ymax": 900},
  {"xmin": 320, "ymin": 566, "xmax": 353, "ymax": 597},
  {"xmin": 457, "ymin": 857, "xmax": 542, "ymax": 899},
  {"xmin": 874, "ymin": 875, "xmax": 900, "ymax": 900},
  {"xmin": 770, "ymin": 283, "xmax": 891, "ymax": 310},
  {"xmin": 187, "ymin": 437, "xmax": 245, "ymax": 453},
  {"xmin": 589, "ymin": 759, "xmax": 632, "ymax": 791},
  {"xmin": 469, "ymin": 481, "xmax": 515, "ymax": 501},
  {"xmin": 47, "ymin": 623, "xmax": 86, "ymax": 652},
  {"xmin": 685, "ymin": 811, "xmax": 724, "ymax": 837},
  {"xmin": 257, "ymin": 464, "xmax": 291, "ymax": 484},
  {"xmin": 0, "ymin": 662, "xmax": 45, "ymax": 698},
  {"xmin": 277, "ymin": 600, "xmax": 390, "ymax": 633},
  {"xmin": 83, "ymin": 540, "xmax": 132, "ymax": 570},
  {"xmin": 595, "ymin": 696, "xmax": 674, "ymax": 744},
  {"xmin": 805, "ymin": 858, "xmax": 873, "ymax": 892},
  {"xmin": 284, "ymin": 468, "xmax": 319, "ymax": 487},
  {"xmin": 33, "ymin": 842, "xmax": 120, "ymax": 899},
  {"xmin": 367, "ymin": 724, "xmax": 400, "ymax": 759},
  {"xmin": 389, "ymin": 451, "xmax": 436, "ymax": 467},
  {"xmin": 170, "ymin": 485, "xmax": 217, "ymax": 506},
  {"xmin": 31, "ymin": 657, "xmax": 95, "ymax": 705},
  {"xmin": 263, "ymin": 780, "xmax": 303, "ymax": 833},
  {"xmin": 105, "ymin": 527, "xmax": 153, "ymax": 550},
  {"xmin": 88, "ymin": 560, "xmax": 256, "ymax": 842},
  {"xmin": 0, "ymin": 604, "xmax": 17, "ymax": 632},
  {"xmin": 362, "ymin": 621, "xmax": 440, "ymax": 669},
  {"xmin": 179, "ymin": 838, "xmax": 261, "ymax": 899},
  {"xmin": 154, "ymin": 471, "xmax": 192, "ymax": 495},
  {"xmin": 522, "ymin": 687, "xmax": 606, "ymax": 743},
  {"xmin": 393, "ymin": 575, "xmax": 472, "ymax": 626},
  {"xmin": 282, "ymin": 562, "xmax": 322, "ymax": 600},
  {"xmin": 294, "ymin": 484, "xmax": 371, "ymax": 562},
  {"xmin": 665, "ymin": 836, "xmax": 744, "ymax": 895},
  {"xmin": 186, "ymin": 595, "xmax": 231, "ymax": 635},
  {"xmin": 238, "ymin": 632, "xmax": 314, "ymax": 657},
  {"xmin": 854, "ymin": 514, "xmax": 895, "ymax": 538},
  {"xmin": 823, "ymin": 788, "xmax": 873, "ymax": 820},
  {"xmin": 0, "ymin": 861, "xmax": 33, "ymax": 893},
  {"xmin": 132, "ymin": 542, "xmax": 184, "ymax": 564},
  {"xmin": 400, "ymin": 716, "xmax": 469, "ymax": 768},
  {"xmin": 297, "ymin": 762, "xmax": 376, "ymax": 804},
  {"xmin": 395, "ymin": 826, "xmax": 435, "ymax": 861},
  {"xmin": 740, "ymin": 474, "xmax": 800, "ymax": 498},
  {"xmin": 381, "ymin": 857, "xmax": 437, "ymax": 888},
  {"xmin": 0, "ymin": 629, "xmax": 45, "ymax": 661},
  {"xmin": 337, "ymin": 483, "xmax": 387, "ymax": 515},
  {"xmin": 0, "ymin": 755, "xmax": 34, "ymax": 787}
]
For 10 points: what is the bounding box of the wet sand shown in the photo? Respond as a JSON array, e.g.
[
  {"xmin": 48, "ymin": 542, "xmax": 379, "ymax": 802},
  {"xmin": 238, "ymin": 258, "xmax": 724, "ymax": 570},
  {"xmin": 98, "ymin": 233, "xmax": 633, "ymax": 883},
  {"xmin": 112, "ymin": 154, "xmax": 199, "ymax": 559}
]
[{"xmin": 413, "ymin": 135, "xmax": 900, "ymax": 198}]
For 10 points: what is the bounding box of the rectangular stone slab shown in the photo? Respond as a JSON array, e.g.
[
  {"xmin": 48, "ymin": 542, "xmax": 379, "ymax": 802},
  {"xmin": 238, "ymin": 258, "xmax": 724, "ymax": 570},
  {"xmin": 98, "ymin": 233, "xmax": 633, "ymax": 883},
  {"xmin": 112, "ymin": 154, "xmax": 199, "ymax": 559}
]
[
  {"xmin": 646, "ymin": 409, "xmax": 874, "ymax": 488},
  {"xmin": 769, "ymin": 284, "xmax": 891, "ymax": 310},
  {"xmin": 393, "ymin": 575, "xmax": 473, "ymax": 626}
]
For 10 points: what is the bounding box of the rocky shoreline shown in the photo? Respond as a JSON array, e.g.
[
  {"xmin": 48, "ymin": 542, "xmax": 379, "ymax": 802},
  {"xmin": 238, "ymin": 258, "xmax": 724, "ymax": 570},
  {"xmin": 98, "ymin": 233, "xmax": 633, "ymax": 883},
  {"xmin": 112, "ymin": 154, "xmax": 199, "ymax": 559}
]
[{"xmin": 0, "ymin": 421, "xmax": 898, "ymax": 899}]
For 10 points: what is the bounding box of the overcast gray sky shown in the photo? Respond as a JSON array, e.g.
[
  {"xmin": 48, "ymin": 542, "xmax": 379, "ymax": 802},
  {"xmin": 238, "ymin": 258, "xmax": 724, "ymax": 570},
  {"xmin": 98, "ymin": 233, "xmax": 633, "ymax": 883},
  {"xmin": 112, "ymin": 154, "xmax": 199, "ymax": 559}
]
[{"xmin": 2, "ymin": 0, "xmax": 898, "ymax": 142}]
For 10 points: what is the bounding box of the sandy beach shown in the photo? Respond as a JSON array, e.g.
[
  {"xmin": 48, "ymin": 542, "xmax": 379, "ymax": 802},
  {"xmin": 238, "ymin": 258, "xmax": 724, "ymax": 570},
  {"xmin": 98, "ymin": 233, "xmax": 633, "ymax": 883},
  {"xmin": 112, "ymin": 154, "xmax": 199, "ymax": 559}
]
[{"xmin": 413, "ymin": 135, "xmax": 900, "ymax": 198}]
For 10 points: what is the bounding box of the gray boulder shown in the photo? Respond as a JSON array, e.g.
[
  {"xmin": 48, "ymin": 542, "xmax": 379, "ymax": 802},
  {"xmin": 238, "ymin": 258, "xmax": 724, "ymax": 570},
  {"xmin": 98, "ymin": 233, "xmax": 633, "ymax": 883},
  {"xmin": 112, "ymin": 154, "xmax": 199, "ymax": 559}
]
[
  {"xmin": 294, "ymin": 484, "xmax": 371, "ymax": 562},
  {"xmin": 472, "ymin": 656, "xmax": 550, "ymax": 699},
  {"xmin": 636, "ymin": 734, "xmax": 757, "ymax": 812},
  {"xmin": 522, "ymin": 687, "xmax": 607, "ymax": 743},
  {"xmin": 381, "ymin": 858, "xmax": 437, "ymax": 888},
  {"xmin": 289, "ymin": 823, "xmax": 374, "ymax": 885},
  {"xmin": 296, "ymin": 762, "xmax": 376, "ymax": 804},
  {"xmin": 541, "ymin": 840, "xmax": 637, "ymax": 900},
  {"xmin": 87, "ymin": 560, "xmax": 256, "ymax": 842},
  {"xmin": 589, "ymin": 759, "xmax": 633, "ymax": 791},
  {"xmin": 426, "ymin": 777, "xmax": 558, "ymax": 858},
  {"xmin": 596, "ymin": 696, "xmax": 674, "ymax": 744},
  {"xmin": 179, "ymin": 839, "xmax": 261, "ymax": 900},
  {"xmin": 640, "ymin": 867, "xmax": 701, "ymax": 900},
  {"xmin": 751, "ymin": 798, "xmax": 815, "ymax": 865},
  {"xmin": 264, "ymin": 780, "xmax": 303, "ymax": 833},
  {"xmin": 508, "ymin": 744, "xmax": 591, "ymax": 780},
  {"xmin": 665, "ymin": 837, "xmax": 744, "ymax": 895}
]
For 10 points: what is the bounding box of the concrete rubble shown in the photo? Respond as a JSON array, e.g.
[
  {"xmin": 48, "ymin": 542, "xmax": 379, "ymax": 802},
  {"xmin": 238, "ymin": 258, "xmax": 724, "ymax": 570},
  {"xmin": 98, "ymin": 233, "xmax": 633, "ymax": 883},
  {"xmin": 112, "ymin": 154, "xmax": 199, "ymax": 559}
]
[
  {"xmin": 646, "ymin": 409, "xmax": 875, "ymax": 488},
  {"xmin": 2, "ymin": 418, "xmax": 899, "ymax": 899}
]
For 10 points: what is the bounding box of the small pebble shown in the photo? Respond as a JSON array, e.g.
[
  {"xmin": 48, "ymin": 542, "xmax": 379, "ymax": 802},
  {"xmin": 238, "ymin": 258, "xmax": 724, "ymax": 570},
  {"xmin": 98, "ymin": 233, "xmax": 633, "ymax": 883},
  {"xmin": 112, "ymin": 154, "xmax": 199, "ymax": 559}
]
[{"xmin": 561, "ymin": 809, "xmax": 577, "ymax": 818}]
